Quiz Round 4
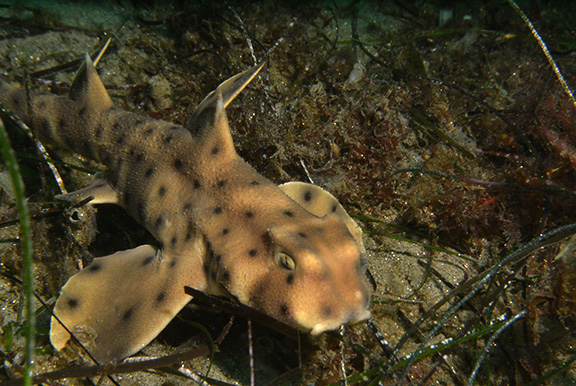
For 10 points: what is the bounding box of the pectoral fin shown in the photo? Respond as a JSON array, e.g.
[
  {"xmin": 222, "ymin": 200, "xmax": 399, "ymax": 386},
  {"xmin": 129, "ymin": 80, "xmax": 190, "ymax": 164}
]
[{"xmin": 51, "ymin": 239, "xmax": 208, "ymax": 363}]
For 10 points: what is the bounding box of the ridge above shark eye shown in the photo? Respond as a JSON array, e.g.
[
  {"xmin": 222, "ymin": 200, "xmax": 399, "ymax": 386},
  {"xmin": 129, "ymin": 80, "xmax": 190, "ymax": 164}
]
[{"xmin": 277, "ymin": 251, "xmax": 296, "ymax": 271}]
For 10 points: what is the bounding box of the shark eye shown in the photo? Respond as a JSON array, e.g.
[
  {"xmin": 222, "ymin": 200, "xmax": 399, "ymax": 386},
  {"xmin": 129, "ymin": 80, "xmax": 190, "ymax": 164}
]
[{"xmin": 277, "ymin": 252, "xmax": 296, "ymax": 271}]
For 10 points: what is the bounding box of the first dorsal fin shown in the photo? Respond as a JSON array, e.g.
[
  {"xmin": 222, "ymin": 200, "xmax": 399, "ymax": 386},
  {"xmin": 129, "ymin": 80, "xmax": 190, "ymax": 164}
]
[
  {"xmin": 69, "ymin": 51, "xmax": 113, "ymax": 113},
  {"xmin": 187, "ymin": 61, "xmax": 266, "ymax": 133}
]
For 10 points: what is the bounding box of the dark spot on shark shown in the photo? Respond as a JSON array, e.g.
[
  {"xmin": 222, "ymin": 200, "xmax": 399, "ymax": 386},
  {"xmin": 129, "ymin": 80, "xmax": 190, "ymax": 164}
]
[
  {"xmin": 321, "ymin": 305, "xmax": 333, "ymax": 318},
  {"xmin": 67, "ymin": 298, "xmax": 79, "ymax": 309},
  {"xmin": 250, "ymin": 180, "xmax": 260, "ymax": 186},
  {"xmin": 283, "ymin": 210, "xmax": 294, "ymax": 217},
  {"xmin": 142, "ymin": 255, "xmax": 154, "ymax": 266},
  {"xmin": 94, "ymin": 124, "xmax": 103, "ymax": 139},
  {"xmin": 211, "ymin": 146, "xmax": 220, "ymax": 155},
  {"xmin": 214, "ymin": 207, "xmax": 222, "ymax": 214},
  {"xmin": 280, "ymin": 304, "xmax": 289, "ymax": 316},
  {"xmin": 245, "ymin": 211, "xmax": 254, "ymax": 218},
  {"xmin": 170, "ymin": 235, "xmax": 177, "ymax": 248},
  {"xmin": 78, "ymin": 106, "xmax": 87, "ymax": 118},
  {"xmin": 174, "ymin": 158, "xmax": 183, "ymax": 170},
  {"xmin": 41, "ymin": 119, "xmax": 52, "ymax": 135},
  {"xmin": 193, "ymin": 180, "xmax": 201, "ymax": 189},
  {"xmin": 156, "ymin": 291, "xmax": 166, "ymax": 303},
  {"xmin": 221, "ymin": 269, "xmax": 230, "ymax": 284},
  {"xmin": 155, "ymin": 216, "xmax": 163, "ymax": 229},
  {"xmin": 221, "ymin": 228, "xmax": 229, "ymax": 236},
  {"xmin": 122, "ymin": 307, "xmax": 134, "ymax": 321},
  {"xmin": 286, "ymin": 274, "xmax": 294, "ymax": 285},
  {"xmin": 298, "ymin": 232, "xmax": 307, "ymax": 238},
  {"xmin": 331, "ymin": 204, "xmax": 338, "ymax": 213},
  {"xmin": 144, "ymin": 128, "xmax": 154, "ymax": 136},
  {"xmin": 145, "ymin": 167, "xmax": 154, "ymax": 178},
  {"xmin": 249, "ymin": 249, "xmax": 258, "ymax": 258},
  {"xmin": 163, "ymin": 134, "xmax": 173, "ymax": 144},
  {"xmin": 217, "ymin": 180, "xmax": 226, "ymax": 188},
  {"xmin": 88, "ymin": 263, "xmax": 102, "ymax": 273},
  {"xmin": 304, "ymin": 190, "xmax": 312, "ymax": 202},
  {"xmin": 158, "ymin": 186, "xmax": 167, "ymax": 197},
  {"xmin": 57, "ymin": 117, "xmax": 67, "ymax": 133}
]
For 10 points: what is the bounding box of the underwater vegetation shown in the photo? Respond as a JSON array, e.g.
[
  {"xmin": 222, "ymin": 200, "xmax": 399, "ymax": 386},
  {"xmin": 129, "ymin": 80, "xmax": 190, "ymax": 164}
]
[{"xmin": 0, "ymin": 0, "xmax": 575, "ymax": 385}]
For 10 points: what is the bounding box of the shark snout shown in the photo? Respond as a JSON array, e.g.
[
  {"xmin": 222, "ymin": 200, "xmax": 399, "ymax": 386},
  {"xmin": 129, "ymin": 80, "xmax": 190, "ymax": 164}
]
[
  {"xmin": 307, "ymin": 290, "xmax": 372, "ymax": 335},
  {"xmin": 309, "ymin": 308, "xmax": 371, "ymax": 335}
]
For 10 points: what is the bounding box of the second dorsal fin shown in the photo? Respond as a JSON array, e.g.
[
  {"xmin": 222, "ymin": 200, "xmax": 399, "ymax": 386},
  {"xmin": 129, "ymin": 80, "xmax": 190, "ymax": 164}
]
[{"xmin": 69, "ymin": 49, "xmax": 113, "ymax": 113}]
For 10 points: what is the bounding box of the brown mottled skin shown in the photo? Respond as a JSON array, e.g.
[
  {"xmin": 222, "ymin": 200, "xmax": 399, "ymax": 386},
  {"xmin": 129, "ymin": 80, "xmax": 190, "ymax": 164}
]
[{"xmin": 0, "ymin": 56, "xmax": 370, "ymax": 362}]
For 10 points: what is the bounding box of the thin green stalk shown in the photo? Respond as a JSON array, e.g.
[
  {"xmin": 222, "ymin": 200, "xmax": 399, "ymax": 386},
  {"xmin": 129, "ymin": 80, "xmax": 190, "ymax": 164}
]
[
  {"xmin": 0, "ymin": 118, "xmax": 35, "ymax": 385},
  {"xmin": 507, "ymin": 0, "xmax": 576, "ymax": 112},
  {"xmin": 525, "ymin": 353, "xmax": 576, "ymax": 386},
  {"xmin": 328, "ymin": 312, "xmax": 527, "ymax": 385},
  {"xmin": 466, "ymin": 310, "xmax": 527, "ymax": 386}
]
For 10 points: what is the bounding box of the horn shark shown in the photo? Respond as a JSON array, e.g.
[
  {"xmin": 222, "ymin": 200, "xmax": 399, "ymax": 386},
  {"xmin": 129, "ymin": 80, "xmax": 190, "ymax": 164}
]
[{"xmin": 0, "ymin": 53, "xmax": 371, "ymax": 363}]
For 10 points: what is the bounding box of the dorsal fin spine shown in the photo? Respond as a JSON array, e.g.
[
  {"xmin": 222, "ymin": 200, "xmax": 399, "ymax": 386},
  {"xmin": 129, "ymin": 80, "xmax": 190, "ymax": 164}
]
[{"xmin": 186, "ymin": 61, "xmax": 266, "ymax": 134}]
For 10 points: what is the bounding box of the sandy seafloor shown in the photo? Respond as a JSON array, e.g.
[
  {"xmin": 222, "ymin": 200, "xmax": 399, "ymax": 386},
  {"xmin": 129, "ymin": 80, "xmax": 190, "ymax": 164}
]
[{"xmin": 0, "ymin": 0, "xmax": 576, "ymax": 385}]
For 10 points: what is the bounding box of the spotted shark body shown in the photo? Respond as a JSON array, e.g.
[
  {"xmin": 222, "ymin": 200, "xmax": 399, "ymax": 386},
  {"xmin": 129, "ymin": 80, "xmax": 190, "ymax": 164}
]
[{"xmin": 0, "ymin": 54, "xmax": 371, "ymax": 362}]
